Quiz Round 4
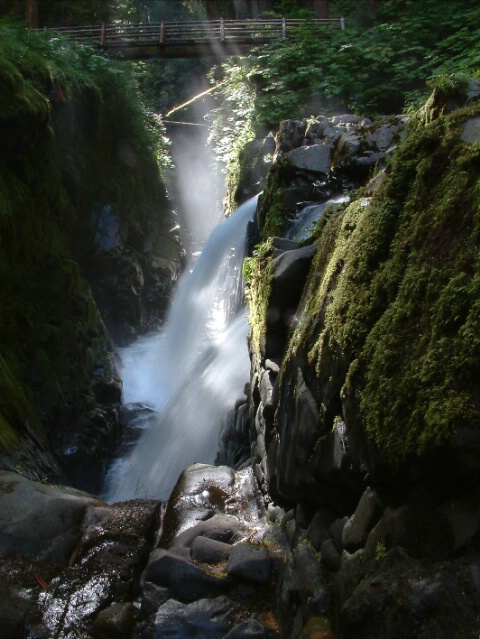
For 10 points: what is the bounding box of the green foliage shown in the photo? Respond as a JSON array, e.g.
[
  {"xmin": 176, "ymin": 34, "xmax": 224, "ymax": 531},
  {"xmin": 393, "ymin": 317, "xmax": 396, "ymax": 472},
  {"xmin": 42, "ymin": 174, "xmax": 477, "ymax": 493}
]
[
  {"xmin": 208, "ymin": 61, "xmax": 256, "ymax": 212},
  {"xmin": 0, "ymin": 22, "xmax": 171, "ymax": 453},
  {"xmin": 214, "ymin": 0, "xmax": 480, "ymax": 128}
]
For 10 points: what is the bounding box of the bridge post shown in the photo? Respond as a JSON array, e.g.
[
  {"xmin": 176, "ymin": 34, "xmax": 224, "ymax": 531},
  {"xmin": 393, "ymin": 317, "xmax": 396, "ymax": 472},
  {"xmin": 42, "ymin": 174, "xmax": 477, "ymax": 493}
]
[
  {"xmin": 159, "ymin": 21, "xmax": 165, "ymax": 44},
  {"xmin": 340, "ymin": 16, "xmax": 346, "ymax": 30},
  {"xmin": 220, "ymin": 18, "xmax": 225, "ymax": 41},
  {"xmin": 100, "ymin": 22, "xmax": 106, "ymax": 46},
  {"xmin": 282, "ymin": 17, "xmax": 286, "ymax": 38}
]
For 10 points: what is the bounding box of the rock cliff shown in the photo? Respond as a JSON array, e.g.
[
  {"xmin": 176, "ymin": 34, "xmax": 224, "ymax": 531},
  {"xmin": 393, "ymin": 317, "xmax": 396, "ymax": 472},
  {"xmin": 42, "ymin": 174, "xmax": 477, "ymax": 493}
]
[
  {"xmin": 229, "ymin": 82, "xmax": 480, "ymax": 637},
  {"xmin": 0, "ymin": 45, "xmax": 182, "ymax": 490}
]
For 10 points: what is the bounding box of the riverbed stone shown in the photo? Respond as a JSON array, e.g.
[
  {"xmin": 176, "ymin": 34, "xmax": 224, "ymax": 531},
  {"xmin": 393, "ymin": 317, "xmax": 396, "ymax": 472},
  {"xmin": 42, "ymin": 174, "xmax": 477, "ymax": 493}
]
[
  {"xmin": 143, "ymin": 548, "xmax": 231, "ymax": 601},
  {"xmin": 225, "ymin": 542, "xmax": 271, "ymax": 584},
  {"xmin": 169, "ymin": 513, "xmax": 249, "ymax": 549},
  {"xmin": 223, "ymin": 619, "xmax": 276, "ymax": 638},
  {"xmin": 146, "ymin": 596, "xmax": 236, "ymax": 639},
  {"xmin": 191, "ymin": 536, "xmax": 232, "ymax": 565},
  {"xmin": 0, "ymin": 471, "xmax": 100, "ymax": 563},
  {"xmin": 306, "ymin": 509, "xmax": 336, "ymax": 550},
  {"xmin": 342, "ymin": 486, "xmax": 382, "ymax": 552},
  {"xmin": 91, "ymin": 602, "xmax": 136, "ymax": 639}
]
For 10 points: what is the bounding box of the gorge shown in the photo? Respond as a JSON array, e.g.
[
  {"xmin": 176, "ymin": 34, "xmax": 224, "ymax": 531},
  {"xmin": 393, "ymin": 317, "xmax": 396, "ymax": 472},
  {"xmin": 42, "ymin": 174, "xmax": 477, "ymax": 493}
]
[{"xmin": 1, "ymin": 4, "xmax": 480, "ymax": 638}]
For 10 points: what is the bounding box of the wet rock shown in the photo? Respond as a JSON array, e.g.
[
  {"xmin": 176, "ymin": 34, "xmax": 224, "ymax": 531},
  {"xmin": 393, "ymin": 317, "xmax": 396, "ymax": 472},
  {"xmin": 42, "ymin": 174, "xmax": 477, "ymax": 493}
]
[
  {"xmin": 277, "ymin": 540, "xmax": 328, "ymax": 638},
  {"xmin": 91, "ymin": 602, "xmax": 136, "ymax": 639},
  {"xmin": 342, "ymin": 487, "xmax": 382, "ymax": 552},
  {"xmin": 137, "ymin": 596, "xmax": 236, "ymax": 639},
  {"xmin": 143, "ymin": 548, "xmax": 231, "ymax": 602},
  {"xmin": 320, "ymin": 538, "xmax": 341, "ymax": 572},
  {"xmin": 0, "ymin": 583, "xmax": 32, "ymax": 639},
  {"xmin": 224, "ymin": 619, "xmax": 276, "ymax": 638},
  {"xmin": 0, "ymin": 471, "xmax": 100, "ymax": 563},
  {"xmin": 287, "ymin": 143, "xmax": 333, "ymax": 174},
  {"xmin": 335, "ymin": 549, "xmax": 480, "ymax": 639},
  {"xmin": 225, "ymin": 542, "xmax": 271, "ymax": 584},
  {"xmin": 139, "ymin": 581, "xmax": 171, "ymax": 618},
  {"xmin": 306, "ymin": 509, "xmax": 336, "ymax": 551},
  {"xmin": 191, "ymin": 536, "xmax": 232, "ymax": 565},
  {"xmin": 160, "ymin": 464, "xmax": 264, "ymax": 550},
  {"xmin": 23, "ymin": 499, "xmax": 157, "ymax": 638},
  {"xmin": 169, "ymin": 514, "xmax": 249, "ymax": 549},
  {"xmin": 93, "ymin": 377, "xmax": 123, "ymax": 404}
]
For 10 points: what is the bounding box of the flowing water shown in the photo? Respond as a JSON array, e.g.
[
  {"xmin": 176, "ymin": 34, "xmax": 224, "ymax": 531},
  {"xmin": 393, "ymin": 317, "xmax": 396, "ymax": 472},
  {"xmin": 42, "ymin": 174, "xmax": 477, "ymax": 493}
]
[
  {"xmin": 286, "ymin": 194, "xmax": 350, "ymax": 241},
  {"xmin": 104, "ymin": 196, "xmax": 258, "ymax": 502}
]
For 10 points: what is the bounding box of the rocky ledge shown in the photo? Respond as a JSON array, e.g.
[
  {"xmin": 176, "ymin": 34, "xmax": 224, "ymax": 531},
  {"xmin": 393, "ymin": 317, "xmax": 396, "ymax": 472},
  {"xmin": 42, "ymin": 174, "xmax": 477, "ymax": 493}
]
[{"xmin": 0, "ymin": 465, "xmax": 329, "ymax": 639}]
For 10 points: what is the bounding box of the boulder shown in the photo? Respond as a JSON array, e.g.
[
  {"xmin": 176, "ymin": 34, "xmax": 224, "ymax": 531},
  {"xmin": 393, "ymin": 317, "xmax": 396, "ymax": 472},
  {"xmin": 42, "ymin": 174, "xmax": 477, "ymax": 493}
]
[
  {"xmin": 143, "ymin": 548, "xmax": 231, "ymax": 601},
  {"xmin": 320, "ymin": 538, "xmax": 341, "ymax": 572},
  {"xmin": 306, "ymin": 509, "xmax": 337, "ymax": 551},
  {"xmin": 191, "ymin": 536, "xmax": 232, "ymax": 565},
  {"xmin": 0, "ymin": 471, "xmax": 99, "ymax": 563},
  {"xmin": 169, "ymin": 514, "xmax": 249, "ymax": 549},
  {"xmin": 342, "ymin": 487, "xmax": 382, "ymax": 552},
  {"xmin": 91, "ymin": 602, "xmax": 136, "ymax": 639},
  {"xmin": 329, "ymin": 516, "xmax": 349, "ymax": 553},
  {"xmin": 145, "ymin": 596, "xmax": 236, "ymax": 639},
  {"xmin": 225, "ymin": 543, "xmax": 271, "ymax": 584},
  {"xmin": 286, "ymin": 143, "xmax": 332, "ymax": 174},
  {"xmin": 461, "ymin": 116, "xmax": 480, "ymax": 144},
  {"xmin": 223, "ymin": 619, "xmax": 276, "ymax": 638}
]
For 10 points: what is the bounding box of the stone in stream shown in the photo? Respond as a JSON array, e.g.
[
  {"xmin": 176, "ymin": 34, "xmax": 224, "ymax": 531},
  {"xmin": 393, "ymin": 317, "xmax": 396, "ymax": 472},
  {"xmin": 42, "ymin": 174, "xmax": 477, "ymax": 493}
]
[
  {"xmin": 136, "ymin": 596, "xmax": 236, "ymax": 639},
  {"xmin": 143, "ymin": 547, "xmax": 232, "ymax": 602},
  {"xmin": 225, "ymin": 542, "xmax": 271, "ymax": 584},
  {"xmin": 191, "ymin": 536, "xmax": 232, "ymax": 564}
]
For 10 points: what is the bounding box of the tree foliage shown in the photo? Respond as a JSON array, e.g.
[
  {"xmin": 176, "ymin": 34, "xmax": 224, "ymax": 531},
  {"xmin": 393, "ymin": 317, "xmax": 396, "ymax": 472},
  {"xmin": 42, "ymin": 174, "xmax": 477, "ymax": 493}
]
[{"xmin": 216, "ymin": 0, "xmax": 480, "ymax": 128}]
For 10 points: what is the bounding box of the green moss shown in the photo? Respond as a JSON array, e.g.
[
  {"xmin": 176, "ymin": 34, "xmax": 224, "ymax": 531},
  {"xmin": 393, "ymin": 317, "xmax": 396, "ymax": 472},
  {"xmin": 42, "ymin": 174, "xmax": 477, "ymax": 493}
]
[
  {"xmin": 302, "ymin": 615, "xmax": 334, "ymax": 639},
  {"xmin": 244, "ymin": 239, "xmax": 275, "ymax": 359},
  {"xmin": 276, "ymin": 97, "xmax": 480, "ymax": 464},
  {"xmin": 0, "ymin": 24, "xmax": 172, "ymax": 458},
  {"xmin": 256, "ymin": 159, "xmax": 297, "ymax": 241}
]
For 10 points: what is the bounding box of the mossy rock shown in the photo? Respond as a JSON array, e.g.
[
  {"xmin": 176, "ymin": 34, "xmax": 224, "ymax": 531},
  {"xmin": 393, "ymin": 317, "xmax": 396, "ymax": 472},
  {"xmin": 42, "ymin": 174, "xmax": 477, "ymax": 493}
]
[{"xmin": 259, "ymin": 97, "xmax": 480, "ymax": 485}]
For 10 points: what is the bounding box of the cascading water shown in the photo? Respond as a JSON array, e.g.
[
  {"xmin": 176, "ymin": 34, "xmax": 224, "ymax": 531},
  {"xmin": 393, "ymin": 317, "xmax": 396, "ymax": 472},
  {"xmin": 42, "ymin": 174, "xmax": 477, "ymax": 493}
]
[
  {"xmin": 103, "ymin": 195, "xmax": 258, "ymax": 502},
  {"xmin": 286, "ymin": 194, "xmax": 350, "ymax": 241}
]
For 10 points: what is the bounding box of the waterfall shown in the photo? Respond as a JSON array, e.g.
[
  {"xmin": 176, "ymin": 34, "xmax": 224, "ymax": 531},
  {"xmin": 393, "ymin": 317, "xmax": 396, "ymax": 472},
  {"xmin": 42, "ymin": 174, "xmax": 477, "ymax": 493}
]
[
  {"xmin": 104, "ymin": 196, "xmax": 258, "ymax": 502},
  {"xmin": 286, "ymin": 194, "xmax": 350, "ymax": 241}
]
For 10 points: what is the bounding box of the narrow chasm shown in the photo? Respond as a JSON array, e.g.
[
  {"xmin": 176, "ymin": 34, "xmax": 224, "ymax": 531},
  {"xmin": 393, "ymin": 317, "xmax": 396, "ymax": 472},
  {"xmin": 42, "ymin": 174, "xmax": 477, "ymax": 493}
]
[{"xmin": 1, "ymin": 10, "xmax": 480, "ymax": 639}]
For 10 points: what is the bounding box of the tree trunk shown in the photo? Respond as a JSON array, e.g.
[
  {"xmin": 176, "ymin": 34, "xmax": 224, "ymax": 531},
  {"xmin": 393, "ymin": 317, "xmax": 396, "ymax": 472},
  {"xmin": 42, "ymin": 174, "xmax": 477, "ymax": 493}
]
[
  {"xmin": 313, "ymin": 0, "xmax": 329, "ymax": 20},
  {"xmin": 25, "ymin": 0, "xmax": 38, "ymax": 28},
  {"xmin": 369, "ymin": 0, "xmax": 381, "ymax": 12},
  {"xmin": 205, "ymin": 0, "xmax": 217, "ymax": 20}
]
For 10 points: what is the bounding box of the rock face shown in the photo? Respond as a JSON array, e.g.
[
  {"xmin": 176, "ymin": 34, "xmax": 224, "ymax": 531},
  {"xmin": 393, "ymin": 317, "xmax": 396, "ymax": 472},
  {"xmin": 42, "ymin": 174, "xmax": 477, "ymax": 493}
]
[
  {"xmin": 238, "ymin": 92, "xmax": 480, "ymax": 638},
  {"xmin": 0, "ymin": 54, "xmax": 183, "ymax": 488}
]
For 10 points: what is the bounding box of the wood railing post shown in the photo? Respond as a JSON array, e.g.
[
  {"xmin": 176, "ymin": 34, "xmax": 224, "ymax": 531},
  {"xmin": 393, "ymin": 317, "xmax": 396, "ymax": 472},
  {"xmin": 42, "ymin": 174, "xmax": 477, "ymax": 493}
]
[
  {"xmin": 159, "ymin": 20, "xmax": 165, "ymax": 43},
  {"xmin": 340, "ymin": 16, "xmax": 346, "ymax": 30},
  {"xmin": 100, "ymin": 21, "xmax": 106, "ymax": 46},
  {"xmin": 220, "ymin": 18, "xmax": 225, "ymax": 41},
  {"xmin": 281, "ymin": 17, "xmax": 286, "ymax": 38}
]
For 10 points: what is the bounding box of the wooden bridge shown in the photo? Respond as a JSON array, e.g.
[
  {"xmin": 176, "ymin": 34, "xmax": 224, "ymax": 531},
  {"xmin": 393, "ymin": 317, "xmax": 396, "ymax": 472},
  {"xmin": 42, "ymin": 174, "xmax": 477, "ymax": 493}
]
[{"xmin": 45, "ymin": 18, "xmax": 346, "ymax": 60}]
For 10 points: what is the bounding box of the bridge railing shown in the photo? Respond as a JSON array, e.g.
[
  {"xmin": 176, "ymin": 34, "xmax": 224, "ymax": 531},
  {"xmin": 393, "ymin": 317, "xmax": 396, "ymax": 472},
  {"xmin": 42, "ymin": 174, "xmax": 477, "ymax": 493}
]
[{"xmin": 43, "ymin": 17, "xmax": 345, "ymax": 49}]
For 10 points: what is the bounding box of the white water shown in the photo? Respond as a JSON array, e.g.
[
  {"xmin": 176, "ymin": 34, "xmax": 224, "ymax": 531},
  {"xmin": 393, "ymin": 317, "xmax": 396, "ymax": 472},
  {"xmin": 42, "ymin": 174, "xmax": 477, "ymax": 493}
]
[
  {"xmin": 286, "ymin": 194, "xmax": 350, "ymax": 241},
  {"xmin": 104, "ymin": 196, "xmax": 258, "ymax": 502}
]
